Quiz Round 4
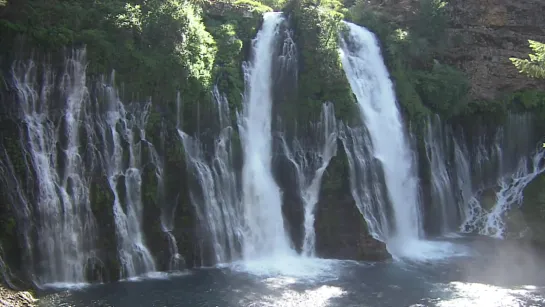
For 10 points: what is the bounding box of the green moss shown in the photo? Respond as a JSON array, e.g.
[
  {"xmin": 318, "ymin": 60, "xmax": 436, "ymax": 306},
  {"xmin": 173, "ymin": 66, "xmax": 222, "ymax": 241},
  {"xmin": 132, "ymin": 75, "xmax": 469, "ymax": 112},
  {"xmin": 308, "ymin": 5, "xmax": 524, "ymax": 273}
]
[{"xmin": 521, "ymin": 173, "xmax": 545, "ymax": 245}]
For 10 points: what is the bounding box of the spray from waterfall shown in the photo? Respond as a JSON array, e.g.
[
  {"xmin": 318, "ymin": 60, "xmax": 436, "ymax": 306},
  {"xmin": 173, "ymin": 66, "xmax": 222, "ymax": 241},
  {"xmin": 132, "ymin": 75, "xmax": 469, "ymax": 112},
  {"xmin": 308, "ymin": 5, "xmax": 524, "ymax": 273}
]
[
  {"xmin": 280, "ymin": 102, "xmax": 338, "ymax": 257},
  {"xmin": 237, "ymin": 12, "xmax": 293, "ymax": 259},
  {"xmin": 177, "ymin": 88, "xmax": 241, "ymax": 264}
]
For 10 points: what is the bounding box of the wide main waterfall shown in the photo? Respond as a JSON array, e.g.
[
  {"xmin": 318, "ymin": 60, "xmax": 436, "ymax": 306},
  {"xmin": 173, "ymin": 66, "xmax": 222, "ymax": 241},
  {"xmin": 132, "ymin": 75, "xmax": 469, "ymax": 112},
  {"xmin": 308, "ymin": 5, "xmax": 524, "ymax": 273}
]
[
  {"xmin": 237, "ymin": 12, "xmax": 294, "ymax": 260},
  {"xmin": 339, "ymin": 23, "xmax": 422, "ymax": 246},
  {"xmin": 338, "ymin": 22, "xmax": 465, "ymax": 260}
]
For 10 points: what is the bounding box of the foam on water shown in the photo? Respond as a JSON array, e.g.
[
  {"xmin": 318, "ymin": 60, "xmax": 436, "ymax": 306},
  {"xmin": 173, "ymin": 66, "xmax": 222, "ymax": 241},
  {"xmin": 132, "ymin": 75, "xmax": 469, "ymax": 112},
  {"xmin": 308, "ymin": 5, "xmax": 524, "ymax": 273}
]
[
  {"xmin": 387, "ymin": 239, "xmax": 470, "ymax": 262},
  {"xmin": 230, "ymin": 255, "xmax": 344, "ymax": 280}
]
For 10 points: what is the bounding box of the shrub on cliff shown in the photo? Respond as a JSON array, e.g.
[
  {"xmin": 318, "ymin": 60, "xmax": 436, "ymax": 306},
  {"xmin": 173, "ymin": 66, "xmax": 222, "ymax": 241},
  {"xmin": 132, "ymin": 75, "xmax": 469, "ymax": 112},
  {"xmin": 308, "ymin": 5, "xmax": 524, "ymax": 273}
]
[
  {"xmin": 413, "ymin": 63, "xmax": 470, "ymax": 116},
  {"xmin": 510, "ymin": 40, "xmax": 545, "ymax": 79}
]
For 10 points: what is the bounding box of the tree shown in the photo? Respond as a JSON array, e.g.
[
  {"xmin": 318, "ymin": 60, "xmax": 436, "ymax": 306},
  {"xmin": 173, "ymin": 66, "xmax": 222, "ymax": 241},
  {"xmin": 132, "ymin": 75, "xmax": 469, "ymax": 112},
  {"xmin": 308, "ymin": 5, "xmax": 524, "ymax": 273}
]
[{"xmin": 510, "ymin": 40, "xmax": 545, "ymax": 79}]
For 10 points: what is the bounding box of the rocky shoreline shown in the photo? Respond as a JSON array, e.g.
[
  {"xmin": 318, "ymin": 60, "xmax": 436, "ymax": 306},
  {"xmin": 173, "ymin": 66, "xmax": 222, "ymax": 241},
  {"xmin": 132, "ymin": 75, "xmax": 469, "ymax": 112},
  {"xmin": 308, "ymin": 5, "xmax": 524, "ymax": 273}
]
[{"xmin": 0, "ymin": 285, "xmax": 37, "ymax": 307}]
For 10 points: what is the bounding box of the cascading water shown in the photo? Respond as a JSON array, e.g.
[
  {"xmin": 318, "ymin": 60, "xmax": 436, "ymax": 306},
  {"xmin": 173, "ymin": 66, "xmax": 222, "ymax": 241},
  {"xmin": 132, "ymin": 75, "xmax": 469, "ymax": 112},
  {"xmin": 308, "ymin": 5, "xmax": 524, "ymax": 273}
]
[
  {"xmin": 338, "ymin": 123, "xmax": 391, "ymax": 240},
  {"xmin": 147, "ymin": 125, "xmax": 183, "ymax": 272},
  {"xmin": 424, "ymin": 115, "xmax": 463, "ymax": 234},
  {"xmin": 0, "ymin": 144, "xmax": 35, "ymax": 283},
  {"xmin": 95, "ymin": 75, "xmax": 156, "ymax": 278},
  {"xmin": 454, "ymin": 136, "xmax": 486, "ymax": 234},
  {"xmin": 480, "ymin": 147, "xmax": 545, "ymax": 237},
  {"xmin": 237, "ymin": 12, "xmax": 293, "ymax": 259},
  {"xmin": 339, "ymin": 22, "xmax": 425, "ymax": 256},
  {"xmin": 419, "ymin": 112, "xmax": 544, "ymax": 239},
  {"xmin": 280, "ymin": 102, "xmax": 338, "ymax": 257},
  {"xmin": 10, "ymin": 51, "xmax": 98, "ymax": 286},
  {"xmin": 0, "ymin": 245, "xmax": 14, "ymax": 289},
  {"xmin": 178, "ymin": 88, "xmax": 241, "ymax": 264}
]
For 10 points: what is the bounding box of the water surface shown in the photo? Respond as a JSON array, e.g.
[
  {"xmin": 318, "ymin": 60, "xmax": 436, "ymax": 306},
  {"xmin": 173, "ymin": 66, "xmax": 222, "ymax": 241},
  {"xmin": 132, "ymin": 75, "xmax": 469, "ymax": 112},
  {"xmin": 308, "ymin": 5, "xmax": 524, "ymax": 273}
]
[{"xmin": 38, "ymin": 236, "xmax": 545, "ymax": 307}]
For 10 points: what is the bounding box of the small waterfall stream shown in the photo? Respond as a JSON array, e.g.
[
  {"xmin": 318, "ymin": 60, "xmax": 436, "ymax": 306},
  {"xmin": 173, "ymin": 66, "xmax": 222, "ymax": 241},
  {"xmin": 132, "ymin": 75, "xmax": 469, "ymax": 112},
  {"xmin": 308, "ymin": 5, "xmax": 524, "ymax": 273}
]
[
  {"xmin": 178, "ymin": 88, "xmax": 241, "ymax": 264},
  {"xmin": 11, "ymin": 51, "xmax": 98, "ymax": 285},
  {"xmin": 2, "ymin": 49, "xmax": 163, "ymax": 285},
  {"xmin": 95, "ymin": 75, "xmax": 156, "ymax": 278},
  {"xmin": 280, "ymin": 102, "xmax": 338, "ymax": 257},
  {"xmin": 148, "ymin": 126, "xmax": 183, "ymax": 272},
  {"xmin": 424, "ymin": 115, "xmax": 462, "ymax": 234},
  {"xmin": 422, "ymin": 113, "xmax": 544, "ymax": 238}
]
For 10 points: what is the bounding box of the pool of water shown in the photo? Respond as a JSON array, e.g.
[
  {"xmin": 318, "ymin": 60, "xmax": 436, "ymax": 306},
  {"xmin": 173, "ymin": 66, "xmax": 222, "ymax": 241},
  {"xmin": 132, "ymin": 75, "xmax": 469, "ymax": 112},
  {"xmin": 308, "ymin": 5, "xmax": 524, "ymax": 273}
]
[{"xmin": 38, "ymin": 236, "xmax": 545, "ymax": 307}]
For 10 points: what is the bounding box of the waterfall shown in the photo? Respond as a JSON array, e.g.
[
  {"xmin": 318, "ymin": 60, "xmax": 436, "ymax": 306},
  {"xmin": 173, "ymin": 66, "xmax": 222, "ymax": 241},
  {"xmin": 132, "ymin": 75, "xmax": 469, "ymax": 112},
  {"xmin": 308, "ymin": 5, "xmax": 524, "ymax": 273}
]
[
  {"xmin": 0, "ymin": 144, "xmax": 35, "ymax": 283},
  {"xmin": 454, "ymin": 136, "xmax": 485, "ymax": 233},
  {"xmin": 148, "ymin": 126, "xmax": 183, "ymax": 271},
  {"xmin": 481, "ymin": 147, "xmax": 545, "ymax": 237},
  {"xmin": 0, "ymin": 245, "xmax": 15, "ymax": 289},
  {"xmin": 339, "ymin": 124, "xmax": 391, "ymax": 240},
  {"xmin": 421, "ymin": 113, "xmax": 543, "ymax": 238},
  {"xmin": 178, "ymin": 88, "xmax": 241, "ymax": 264},
  {"xmin": 10, "ymin": 50, "xmax": 98, "ymax": 285},
  {"xmin": 280, "ymin": 103, "xmax": 338, "ymax": 257},
  {"xmin": 95, "ymin": 75, "xmax": 156, "ymax": 278},
  {"xmin": 339, "ymin": 23, "xmax": 423, "ymax": 251},
  {"xmin": 237, "ymin": 12, "xmax": 293, "ymax": 259},
  {"xmin": 424, "ymin": 115, "xmax": 463, "ymax": 234}
]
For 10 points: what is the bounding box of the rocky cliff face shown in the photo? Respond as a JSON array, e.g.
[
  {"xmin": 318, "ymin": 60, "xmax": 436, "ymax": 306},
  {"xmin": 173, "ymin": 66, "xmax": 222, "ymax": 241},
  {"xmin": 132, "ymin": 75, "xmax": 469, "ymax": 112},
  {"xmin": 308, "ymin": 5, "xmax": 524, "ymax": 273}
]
[
  {"xmin": 368, "ymin": 0, "xmax": 545, "ymax": 100},
  {"xmin": 445, "ymin": 0, "xmax": 545, "ymax": 100}
]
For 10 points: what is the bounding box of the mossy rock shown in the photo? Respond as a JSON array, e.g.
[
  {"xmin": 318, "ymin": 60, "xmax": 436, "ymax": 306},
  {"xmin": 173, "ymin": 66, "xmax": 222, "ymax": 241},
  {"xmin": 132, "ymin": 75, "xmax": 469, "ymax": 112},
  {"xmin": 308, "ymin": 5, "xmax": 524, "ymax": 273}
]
[{"xmin": 520, "ymin": 172, "xmax": 545, "ymax": 246}]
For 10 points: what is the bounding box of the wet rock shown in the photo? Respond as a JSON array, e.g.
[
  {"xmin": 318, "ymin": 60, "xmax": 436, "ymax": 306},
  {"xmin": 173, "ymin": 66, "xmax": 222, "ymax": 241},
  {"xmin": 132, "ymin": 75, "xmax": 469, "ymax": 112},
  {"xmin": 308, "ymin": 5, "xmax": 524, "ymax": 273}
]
[
  {"xmin": 314, "ymin": 149, "xmax": 391, "ymax": 261},
  {"xmin": 0, "ymin": 284, "xmax": 37, "ymax": 307}
]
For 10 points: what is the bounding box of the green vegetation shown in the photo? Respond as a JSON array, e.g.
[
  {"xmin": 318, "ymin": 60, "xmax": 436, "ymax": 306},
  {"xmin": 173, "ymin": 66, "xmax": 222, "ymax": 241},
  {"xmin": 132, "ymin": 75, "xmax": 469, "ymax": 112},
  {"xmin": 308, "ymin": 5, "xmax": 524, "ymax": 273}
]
[
  {"xmin": 1, "ymin": 0, "xmax": 216, "ymax": 112},
  {"xmin": 345, "ymin": 0, "xmax": 470, "ymax": 122},
  {"xmin": 510, "ymin": 40, "xmax": 545, "ymax": 79},
  {"xmin": 521, "ymin": 173, "xmax": 545, "ymax": 246},
  {"xmin": 288, "ymin": 0, "xmax": 357, "ymax": 123},
  {"xmin": 203, "ymin": 1, "xmax": 266, "ymax": 110}
]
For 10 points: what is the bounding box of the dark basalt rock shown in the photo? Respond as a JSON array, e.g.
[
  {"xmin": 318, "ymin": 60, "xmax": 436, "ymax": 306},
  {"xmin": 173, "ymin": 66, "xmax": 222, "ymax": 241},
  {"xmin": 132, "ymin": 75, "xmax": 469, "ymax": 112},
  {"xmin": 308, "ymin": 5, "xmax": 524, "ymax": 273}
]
[{"xmin": 314, "ymin": 146, "xmax": 391, "ymax": 261}]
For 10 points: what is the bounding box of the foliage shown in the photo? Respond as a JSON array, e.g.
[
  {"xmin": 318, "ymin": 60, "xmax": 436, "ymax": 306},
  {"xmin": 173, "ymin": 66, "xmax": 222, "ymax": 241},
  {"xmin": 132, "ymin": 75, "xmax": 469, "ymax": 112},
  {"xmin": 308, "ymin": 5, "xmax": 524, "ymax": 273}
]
[
  {"xmin": 289, "ymin": 0, "xmax": 357, "ymax": 123},
  {"xmin": 203, "ymin": 0, "xmax": 264, "ymax": 111},
  {"xmin": 254, "ymin": 0, "xmax": 287, "ymax": 10},
  {"xmin": 413, "ymin": 63, "xmax": 470, "ymax": 116},
  {"xmin": 344, "ymin": 0, "xmax": 467, "ymax": 122},
  {"xmin": 234, "ymin": 0, "xmax": 273, "ymax": 13},
  {"xmin": 0, "ymin": 0, "xmax": 216, "ymax": 105},
  {"xmin": 510, "ymin": 40, "xmax": 545, "ymax": 79},
  {"xmin": 412, "ymin": 0, "xmax": 447, "ymax": 50}
]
